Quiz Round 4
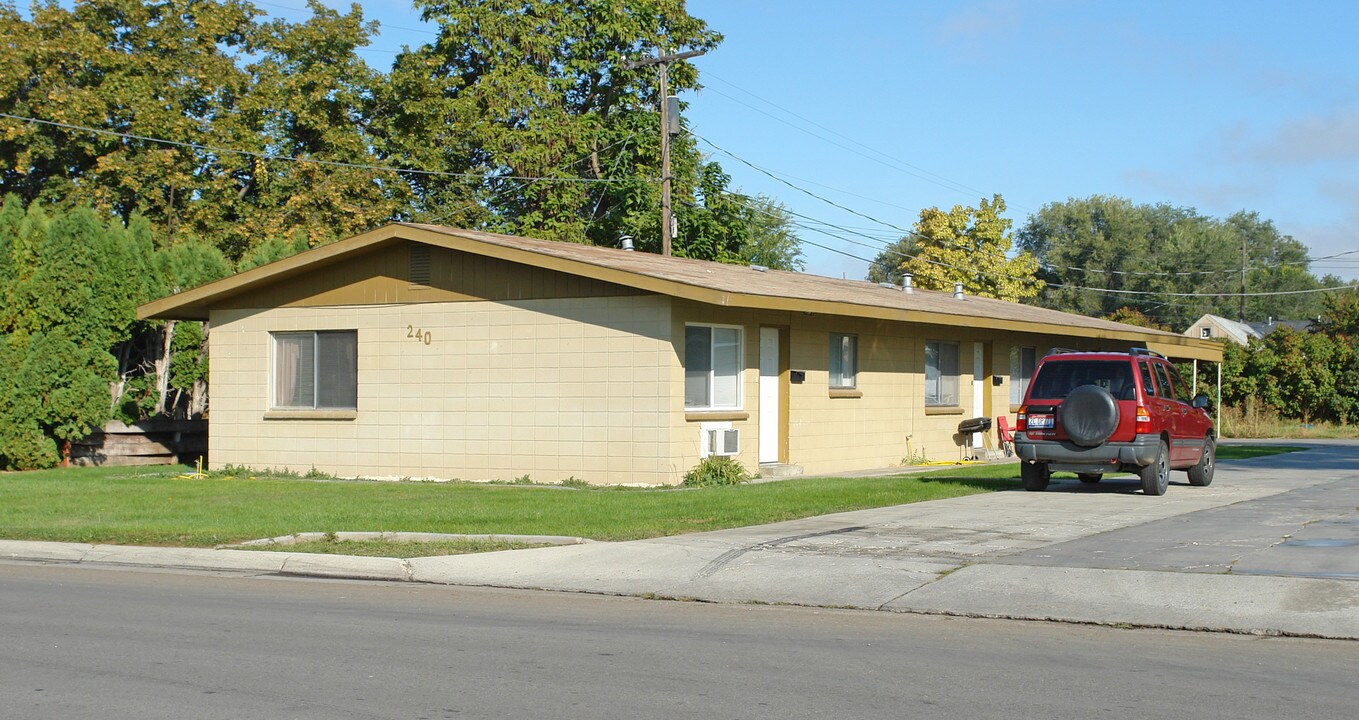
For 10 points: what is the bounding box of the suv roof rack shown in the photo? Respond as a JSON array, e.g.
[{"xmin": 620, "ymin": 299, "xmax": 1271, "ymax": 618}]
[
  {"xmin": 1044, "ymin": 347, "xmax": 1169, "ymax": 360},
  {"xmin": 1129, "ymin": 347, "xmax": 1166, "ymax": 360}
]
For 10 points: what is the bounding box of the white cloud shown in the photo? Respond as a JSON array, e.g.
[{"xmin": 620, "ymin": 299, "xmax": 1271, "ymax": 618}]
[
  {"xmin": 1122, "ymin": 168, "xmax": 1267, "ymax": 210},
  {"xmin": 1229, "ymin": 107, "xmax": 1359, "ymax": 165},
  {"xmin": 1267, "ymin": 178, "xmax": 1359, "ymax": 280},
  {"xmin": 934, "ymin": 0, "xmax": 1023, "ymax": 48}
]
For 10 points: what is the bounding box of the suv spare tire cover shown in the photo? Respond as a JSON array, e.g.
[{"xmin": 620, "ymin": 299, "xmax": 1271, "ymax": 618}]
[{"xmin": 1060, "ymin": 384, "xmax": 1120, "ymax": 447}]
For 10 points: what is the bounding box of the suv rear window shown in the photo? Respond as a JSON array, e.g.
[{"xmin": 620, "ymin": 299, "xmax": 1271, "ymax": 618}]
[{"xmin": 1029, "ymin": 360, "xmax": 1134, "ymax": 401}]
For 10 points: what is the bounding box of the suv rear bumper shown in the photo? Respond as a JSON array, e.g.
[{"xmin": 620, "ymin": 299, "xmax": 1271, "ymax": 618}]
[{"xmin": 1014, "ymin": 432, "xmax": 1160, "ymax": 471}]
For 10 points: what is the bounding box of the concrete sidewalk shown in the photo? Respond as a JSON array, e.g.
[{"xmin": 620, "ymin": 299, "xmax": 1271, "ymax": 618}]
[{"xmin": 4, "ymin": 440, "xmax": 1358, "ymax": 639}]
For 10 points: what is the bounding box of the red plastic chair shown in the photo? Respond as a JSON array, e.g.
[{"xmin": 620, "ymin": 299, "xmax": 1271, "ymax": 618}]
[{"xmin": 996, "ymin": 416, "xmax": 1014, "ymax": 457}]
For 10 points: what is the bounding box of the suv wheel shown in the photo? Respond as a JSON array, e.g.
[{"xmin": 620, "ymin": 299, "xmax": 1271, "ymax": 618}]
[
  {"xmin": 1139, "ymin": 440, "xmax": 1169, "ymax": 496},
  {"xmin": 1187, "ymin": 436, "xmax": 1215, "ymax": 487},
  {"xmin": 1021, "ymin": 462, "xmax": 1050, "ymax": 492}
]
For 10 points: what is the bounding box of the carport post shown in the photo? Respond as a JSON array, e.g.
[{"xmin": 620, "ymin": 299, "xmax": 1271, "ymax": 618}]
[
  {"xmin": 1216, "ymin": 361, "xmax": 1222, "ymax": 437},
  {"xmin": 1191, "ymin": 359, "xmax": 1197, "ymax": 395}
]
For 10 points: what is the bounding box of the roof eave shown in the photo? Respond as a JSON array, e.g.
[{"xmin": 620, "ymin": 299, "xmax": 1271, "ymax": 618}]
[
  {"xmin": 134, "ymin": 223, "xmax": 1223, "ymax": 363},
  {"xmin": 137, "ymin": 225, "xmax": 406, "ymax": 321}
]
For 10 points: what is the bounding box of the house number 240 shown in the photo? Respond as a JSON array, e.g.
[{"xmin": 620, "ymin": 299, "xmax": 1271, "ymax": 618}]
[{"xmin": 406, "ymin": 325, "xmax": 432, "ymax": 345}]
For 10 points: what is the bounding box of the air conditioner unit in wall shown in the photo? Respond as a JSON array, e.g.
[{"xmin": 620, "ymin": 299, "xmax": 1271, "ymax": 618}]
[{"xmin": 704, "ymin": 428, "xmax": 740, "ymax": 458}]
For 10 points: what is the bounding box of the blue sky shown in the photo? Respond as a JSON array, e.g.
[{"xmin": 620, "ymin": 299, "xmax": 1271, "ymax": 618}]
[{"xmin": 302, "ymin": 1, "xmax": 1359, "ymax": 281}]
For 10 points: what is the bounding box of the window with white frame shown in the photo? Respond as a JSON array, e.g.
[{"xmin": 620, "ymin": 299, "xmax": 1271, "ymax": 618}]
[
  {"xmin": 1200, "ymin": 326, "xmax": 1212, "ymax": 338},
  {"xmin": 829, "ymin": 333, "xmax": 857, "ymax": 388},
  {"xmin": 1009, "ymin": 345, "xmax": 1036, "ymax": 404},
  {"xmin": 272, "ymin": 331, "xmax": 358, "ymax": 410},
  {"xmin": 925, "ymin": 340, "xmax": 959, "ymax": 406},
  {"xmin": 684, "ymin": 324, "xmax": 743, "ymax": 410}
]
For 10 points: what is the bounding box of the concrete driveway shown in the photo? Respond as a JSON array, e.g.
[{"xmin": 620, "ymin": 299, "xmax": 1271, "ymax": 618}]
[{"xmin": 404, "ymin": 439, "xmax": 1359, "ymax": 637}]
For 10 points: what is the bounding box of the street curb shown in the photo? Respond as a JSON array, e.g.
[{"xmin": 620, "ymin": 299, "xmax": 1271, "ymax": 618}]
[
  {"xmin": 222, "ymin": 531, "xmax": 591, "ymax": 549},
  {"xmin": 6, "ymin": 538, "xmax": 1357, "ymax": 641}
]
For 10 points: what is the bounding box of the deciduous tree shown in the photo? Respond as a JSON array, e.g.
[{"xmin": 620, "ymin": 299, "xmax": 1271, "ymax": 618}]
[
  {"xmin": 883, "ymin": 194, "xmax": 1042, "ymax": 301},
  {"xmin": 383, "ymin": 0, "xmax": 729, "ymax": 254},
  {"xmin": 1017, "ymin": 197, "xmax": 1341, "ymax": 329}
]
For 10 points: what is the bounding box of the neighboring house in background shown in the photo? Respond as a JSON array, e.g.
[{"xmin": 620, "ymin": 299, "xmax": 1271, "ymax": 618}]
[
  {"xmin": 1246, "ymin": 318, "xmax": 1313, "ymax": 337},
  {"xmin": 138, "ymin": 224, "xmax": 1222, "ymax": 486},
  {"xmin": 1184, "ymin": 313, "xmax": 1312, "ymax": 346}
]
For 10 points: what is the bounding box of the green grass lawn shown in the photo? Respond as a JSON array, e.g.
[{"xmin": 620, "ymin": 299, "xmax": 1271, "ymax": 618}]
[
  {"xmin": 0, "ymin": 463, "xmax": 1020, "ymax": 547},
  {"xmin": 0, "ymin": 445, "xmax": 1305, "ymax": 549},
  {"xmin": 1215, "ymin": 444, "xmax": 1307, "ymax": 460}
]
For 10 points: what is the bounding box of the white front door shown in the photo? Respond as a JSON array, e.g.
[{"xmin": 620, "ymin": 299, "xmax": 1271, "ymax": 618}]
[
  {"xmin": 972, "ymin": 343, "xmax": 985, "ymax": 449},
  {"xmin": 759, "ymin": 327, "xmax": 780, "ymax": 464}
]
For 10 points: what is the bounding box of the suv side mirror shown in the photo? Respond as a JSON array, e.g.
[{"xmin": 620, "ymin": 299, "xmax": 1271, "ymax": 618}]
[{"xmin": 1191, "ymin": 395, "xmax": 1209, "ymax": 409}]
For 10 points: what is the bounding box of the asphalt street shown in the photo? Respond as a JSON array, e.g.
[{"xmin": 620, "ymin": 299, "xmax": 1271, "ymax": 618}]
[{"xmin": 2, "ymin": 563, "xmax": 1357, "ymax": 720}]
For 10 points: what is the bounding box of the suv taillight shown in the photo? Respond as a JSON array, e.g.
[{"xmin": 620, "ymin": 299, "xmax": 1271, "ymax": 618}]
[
  {"xmin": 1016, "ymin": 405, "xmax": 1027, "ymax": 431},
  {"xmin": 1136, "ymin": 405, "xmax": 1151, "ymax": 426}
]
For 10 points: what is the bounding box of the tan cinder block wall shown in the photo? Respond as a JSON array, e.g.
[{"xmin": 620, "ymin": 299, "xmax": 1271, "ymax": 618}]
[
  {"xmin": 668, "ymin": 302, "xmax": 1060, "ymax": 475},
  {"xmin": 663, "ymin": 304, "xmax": 771, "ymax": 481},
  {"xmin": 209, "ymin": 288, "xmax": 1144, "ymax": 486},
  {"xmin": 785, "ymin": 315, "xmax": 921, "ymax": 473},
  {"xmin": 209, "ymin": 295, "xmax": 674, "ymax": 485},
  {"xmin": 666, "ymin": 302, "xmax": 998, "ymax": 477},
  {"xmin": 664, "ymin": 304, "xmax": 1143, "ymax": 479}
]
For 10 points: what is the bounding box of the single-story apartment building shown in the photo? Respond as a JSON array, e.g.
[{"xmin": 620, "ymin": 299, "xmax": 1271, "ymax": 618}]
[{"xmin": 138, "ymin": 223, "xmax": 1222, "ymax": 485}]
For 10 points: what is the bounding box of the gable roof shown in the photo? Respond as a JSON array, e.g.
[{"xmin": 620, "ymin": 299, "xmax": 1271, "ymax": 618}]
[
  {"xmin": 138, "ymin": 223, "xmax": 1223, "ymax": 362},
  {"xmin": 1187, "ymin": 314, "xmax": 1260, "ymax": 345}
]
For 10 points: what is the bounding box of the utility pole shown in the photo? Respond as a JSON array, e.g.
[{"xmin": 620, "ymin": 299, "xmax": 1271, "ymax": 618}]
[
  {"xmin": 1239, "ymin": 233, "xmax": 1247, "ymax": 321},
  {"xmin": 623, "ymin": 48, "xmax": 706, "ymax": 256}
]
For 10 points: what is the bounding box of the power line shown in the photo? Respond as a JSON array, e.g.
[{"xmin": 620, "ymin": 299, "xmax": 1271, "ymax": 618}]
[
  {"xmin": 692, "ymin": 131, "xmax": 917, "ymax": 235},
  {"xmin": 712, "ymin": 189, "xmax": 1359, "ymax": 301},
  {"xmin": 709, "ymin": 187, "xmax": 1036, "ymax": 284},
  {"xmin": 0, "ymin": 112, "xmax": 654, "ymax": 185},
  {"xmin": 1051, "ymin": 281, "xmax": 1359, "ymax": 299},
  {"xmin": 422, "ymin": 133, "xmax": 642, "ymax": 227},
  {"xmin": 700, "ymin": 72, "xmax": 1002, "ymax": 207},
  {"xmin": 1035, "ymin": 247, "xmax": 1359, "ymax": 278},
  {"xmin": 697, "ymin": 128, "xmax": 1357, "ymax": 282},
  {"xmin": 698, "ymin": 84, "xmax": 983, "ymax": 204}
]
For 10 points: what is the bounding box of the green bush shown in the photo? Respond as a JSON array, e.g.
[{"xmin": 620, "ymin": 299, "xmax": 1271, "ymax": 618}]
[{"xmin": 682, "ymin": 456, "xmax": 752, "ymax": 487}]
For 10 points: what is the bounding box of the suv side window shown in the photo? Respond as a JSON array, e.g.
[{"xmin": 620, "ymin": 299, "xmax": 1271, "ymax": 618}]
[
  {"xmin": 1152, "ymin": 362, "xmax": 1177, "ymax": 401},
  {"xmin": 1167, "ymin": 364, "xmax": 1192, "ymax": 402},
  {"xmin": 1138, "ymin": 360, "xmax": 1157, "ymax": 397}
]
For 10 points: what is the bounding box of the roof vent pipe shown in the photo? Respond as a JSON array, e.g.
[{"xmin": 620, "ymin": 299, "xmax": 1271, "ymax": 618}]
[
  {"xmin": 953, "ymin": 281, "xmax": 964, "ymax": 299},
  {"xmin": 619, "ymin": 235, "xmax": 634, "ymax": 251},
  {"xmin": 902, "ymin": 274, "xmax": 913, "ymax": 293}
]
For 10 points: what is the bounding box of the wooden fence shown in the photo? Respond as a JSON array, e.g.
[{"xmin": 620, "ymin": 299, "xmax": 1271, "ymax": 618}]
[{"xmin": 72, "ymin": 419, "xmax": 207, "ymax": 467}]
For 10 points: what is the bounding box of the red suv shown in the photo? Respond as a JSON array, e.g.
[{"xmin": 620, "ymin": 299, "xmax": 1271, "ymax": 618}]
[{"xmin": 1013, "ymin": 348, "xmax": 1215, "ymax": 496}]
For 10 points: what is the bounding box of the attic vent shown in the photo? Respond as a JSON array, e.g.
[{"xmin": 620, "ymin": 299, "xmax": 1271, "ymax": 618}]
[{"xmin": 409, "ymin": 245, "xmax": 431, "ymax": 287}]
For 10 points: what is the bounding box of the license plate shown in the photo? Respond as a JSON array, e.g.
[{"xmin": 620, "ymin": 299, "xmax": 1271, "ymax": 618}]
[{"xmin": 1028, "ymin": 415, "xmax": 1054, "ymax": 429}]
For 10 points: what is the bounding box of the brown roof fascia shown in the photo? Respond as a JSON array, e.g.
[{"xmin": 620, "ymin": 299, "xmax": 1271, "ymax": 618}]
[
  {"xmin": 136, "ymin": 224, "xmax": 406, "ymax": 320},
  {"xmin": 135, "ymin": 223, "xmax": 1222, "ymax": 363}
]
